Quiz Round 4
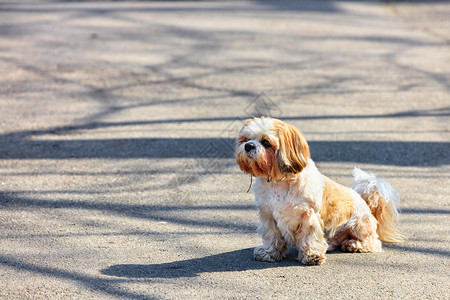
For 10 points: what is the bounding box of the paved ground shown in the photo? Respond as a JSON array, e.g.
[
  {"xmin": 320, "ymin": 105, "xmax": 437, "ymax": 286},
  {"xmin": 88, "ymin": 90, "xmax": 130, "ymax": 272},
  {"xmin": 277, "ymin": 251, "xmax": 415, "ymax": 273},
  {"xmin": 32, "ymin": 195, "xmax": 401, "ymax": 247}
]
[{"xmin": 0, "ymin": 0, "xmax": 449, "ymax": 299}]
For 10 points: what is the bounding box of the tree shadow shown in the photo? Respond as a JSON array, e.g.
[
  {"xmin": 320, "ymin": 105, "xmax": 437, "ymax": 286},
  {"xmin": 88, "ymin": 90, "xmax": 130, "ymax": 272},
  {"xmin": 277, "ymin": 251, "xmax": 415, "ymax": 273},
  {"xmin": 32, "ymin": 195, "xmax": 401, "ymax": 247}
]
[
  {"xmin": 0, "ymin": 254, "xmax": 157, "ymax": 300},
  {"xmin": 0, "ymin": 192, "xmax": 257, "ymax": 233},
  {"xmin": 401, "ymin": 208, "xmax": 450, "ymax": 215},
  {"xmin": 0, "ymin": 134, "xmax": 447, "ymax": 167},
  {"xmin": 1, "ymin": 0, "xmax": 448, "ymax": 170},
  {"xmin": 254, "ymin": 0, "xmax": 340, "ymax": 13},
  {"xmin": 383, "ymin": 243, "xmax": 450, "ymax": 258}
]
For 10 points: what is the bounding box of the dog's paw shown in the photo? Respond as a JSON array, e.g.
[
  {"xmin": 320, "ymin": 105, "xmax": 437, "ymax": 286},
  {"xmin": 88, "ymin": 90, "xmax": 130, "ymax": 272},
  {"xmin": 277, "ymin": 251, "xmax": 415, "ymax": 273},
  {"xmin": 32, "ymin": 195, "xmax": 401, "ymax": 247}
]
[
  {"xmin": 300, "ymin": 253, "xmax": 326, "ymax": 266},
  {"xmin": 341, "ymin": 239, "xmax": 381, "ymax": 253},
  {"xmin": 341, "ymin": 239, "xmax": 361, "ymax": 252},
  {"xmin": 253, "ymin": 246, "xmax": 282, "ymax": 262}
]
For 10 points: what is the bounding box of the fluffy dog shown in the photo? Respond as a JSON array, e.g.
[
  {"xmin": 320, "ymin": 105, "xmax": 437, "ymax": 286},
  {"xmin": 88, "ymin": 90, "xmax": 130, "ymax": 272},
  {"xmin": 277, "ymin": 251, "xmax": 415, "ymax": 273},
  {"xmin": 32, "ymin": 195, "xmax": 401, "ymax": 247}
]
[{"xmin": 235, "ymin": 117, "xmax": 403, "ymax": 265}]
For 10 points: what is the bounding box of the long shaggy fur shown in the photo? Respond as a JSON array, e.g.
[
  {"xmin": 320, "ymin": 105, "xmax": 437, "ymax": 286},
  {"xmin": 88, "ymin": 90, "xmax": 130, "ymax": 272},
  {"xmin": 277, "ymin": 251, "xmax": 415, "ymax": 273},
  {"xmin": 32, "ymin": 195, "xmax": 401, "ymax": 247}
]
[
  {"xmin": 352, "ymin": 168, "xmax": 405, "ymax": 243},
  {"xmin": 236, "ymin": 117, "xmax": 404, "ymax": 266}
]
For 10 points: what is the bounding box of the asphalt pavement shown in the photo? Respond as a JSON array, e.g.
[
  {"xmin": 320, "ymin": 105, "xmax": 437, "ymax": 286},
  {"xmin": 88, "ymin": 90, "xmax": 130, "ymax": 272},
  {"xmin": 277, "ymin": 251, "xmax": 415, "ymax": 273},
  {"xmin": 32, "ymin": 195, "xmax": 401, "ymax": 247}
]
[{"xmin": 0, "ymin": 1, "xmax": 449, "ymax": 299}]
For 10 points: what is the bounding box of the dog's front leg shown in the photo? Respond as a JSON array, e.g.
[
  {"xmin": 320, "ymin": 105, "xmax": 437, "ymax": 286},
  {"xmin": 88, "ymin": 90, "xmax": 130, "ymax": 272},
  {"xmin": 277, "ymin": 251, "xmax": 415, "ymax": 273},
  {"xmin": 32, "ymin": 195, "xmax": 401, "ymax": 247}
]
[
  {"xmin": 253, "ymin": 208, "xmax": 288, "ymax": 262},
  {"xmin": 295, "ymin": 208, "xmax": 328, "ymax": 265}
]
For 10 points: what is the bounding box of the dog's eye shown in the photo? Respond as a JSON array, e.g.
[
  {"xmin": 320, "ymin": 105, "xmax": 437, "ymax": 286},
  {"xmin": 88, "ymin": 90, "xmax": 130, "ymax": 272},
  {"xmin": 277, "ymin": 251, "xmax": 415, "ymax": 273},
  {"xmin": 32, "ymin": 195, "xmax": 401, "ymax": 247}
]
[
  {"xmin": 261, "ymin": 140, "xmax": 271, "ymax": 148},
  {"xmin": 242, "ymin": 137, "xmax": 249, "ymax": 143}
]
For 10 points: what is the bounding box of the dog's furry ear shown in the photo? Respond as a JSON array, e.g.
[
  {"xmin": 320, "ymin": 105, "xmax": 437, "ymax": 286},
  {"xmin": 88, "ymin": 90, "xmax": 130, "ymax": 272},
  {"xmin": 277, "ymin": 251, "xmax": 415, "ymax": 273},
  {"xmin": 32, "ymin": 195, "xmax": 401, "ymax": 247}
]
[{"xmin": 276, "ymin": 122, "xmax": 310, "ymax": 174}]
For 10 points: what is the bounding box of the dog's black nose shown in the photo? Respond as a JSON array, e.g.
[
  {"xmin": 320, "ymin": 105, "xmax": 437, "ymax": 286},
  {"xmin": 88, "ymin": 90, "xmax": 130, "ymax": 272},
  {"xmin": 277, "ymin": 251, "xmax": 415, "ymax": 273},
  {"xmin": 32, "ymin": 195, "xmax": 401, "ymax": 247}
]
[{"xmin": 245, "ymin": 142, "xmax": 256, "ymax": 152}]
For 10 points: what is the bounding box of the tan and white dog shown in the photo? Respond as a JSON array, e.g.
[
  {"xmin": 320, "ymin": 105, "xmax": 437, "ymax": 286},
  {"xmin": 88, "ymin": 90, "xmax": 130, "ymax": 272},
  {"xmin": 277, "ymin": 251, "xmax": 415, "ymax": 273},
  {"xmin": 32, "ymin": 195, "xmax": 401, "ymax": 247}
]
[{"xmin": 236, "ymin": 117, "xmax": 403, "ymax": 265}]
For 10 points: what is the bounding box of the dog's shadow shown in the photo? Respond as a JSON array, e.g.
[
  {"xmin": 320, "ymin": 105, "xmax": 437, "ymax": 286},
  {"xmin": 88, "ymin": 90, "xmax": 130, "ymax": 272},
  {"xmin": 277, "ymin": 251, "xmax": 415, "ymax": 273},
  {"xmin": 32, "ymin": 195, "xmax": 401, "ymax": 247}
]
[{"xmin": 101, "ymin": 247, "xmax": 308, "ymax": 278}]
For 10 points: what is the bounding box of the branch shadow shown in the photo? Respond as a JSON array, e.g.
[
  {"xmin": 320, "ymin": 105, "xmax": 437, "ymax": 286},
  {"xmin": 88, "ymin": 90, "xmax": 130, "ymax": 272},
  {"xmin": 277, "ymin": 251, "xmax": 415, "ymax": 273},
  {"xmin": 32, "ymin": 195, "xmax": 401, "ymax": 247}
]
[
  {"xmin": 383, "ymin": 243, "xmax": 450, "ymax": 258},
  {"xmin": 0, "ymin": 192, "xmax": 257, "ymax": 233},
  {"xmin": 401, "ymin": 208, "xmax": 450, "ymax": 215},
  {"xmin": 0, "ymin": 254, "xmax": 156, "ymax": 300}
]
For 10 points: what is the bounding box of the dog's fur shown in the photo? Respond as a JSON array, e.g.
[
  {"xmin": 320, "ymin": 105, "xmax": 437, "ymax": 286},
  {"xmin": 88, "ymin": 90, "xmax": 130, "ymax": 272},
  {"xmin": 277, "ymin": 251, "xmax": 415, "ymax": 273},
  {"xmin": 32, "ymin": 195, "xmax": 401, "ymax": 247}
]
[{"xmin": 236, "ymin": 117, "xmax": 403, "ymax": 265}]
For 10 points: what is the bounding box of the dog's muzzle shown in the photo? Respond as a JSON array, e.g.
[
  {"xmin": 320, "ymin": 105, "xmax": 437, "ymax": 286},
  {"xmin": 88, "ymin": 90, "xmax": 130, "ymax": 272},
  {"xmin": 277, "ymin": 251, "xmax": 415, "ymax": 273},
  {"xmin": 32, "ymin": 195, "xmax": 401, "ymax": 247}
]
[{"xmin": 245, "ymin": 142, "xmax": 256, "ymax": 153}]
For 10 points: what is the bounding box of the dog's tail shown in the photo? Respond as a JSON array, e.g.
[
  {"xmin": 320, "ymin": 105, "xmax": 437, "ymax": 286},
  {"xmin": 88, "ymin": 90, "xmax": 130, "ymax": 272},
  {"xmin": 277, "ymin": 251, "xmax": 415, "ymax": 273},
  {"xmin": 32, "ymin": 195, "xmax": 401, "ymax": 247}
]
[{"xmin": 352, "ymin": 168, "xmax": 405, "ymax": 243}]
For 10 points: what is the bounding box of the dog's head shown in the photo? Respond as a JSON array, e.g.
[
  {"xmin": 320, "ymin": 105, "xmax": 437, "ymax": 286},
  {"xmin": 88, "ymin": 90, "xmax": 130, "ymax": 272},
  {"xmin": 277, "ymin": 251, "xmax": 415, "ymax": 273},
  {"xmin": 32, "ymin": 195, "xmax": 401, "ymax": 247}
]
[{"xmin": 235, "ymin": 117, "xmax": 310, "ymax": 180}]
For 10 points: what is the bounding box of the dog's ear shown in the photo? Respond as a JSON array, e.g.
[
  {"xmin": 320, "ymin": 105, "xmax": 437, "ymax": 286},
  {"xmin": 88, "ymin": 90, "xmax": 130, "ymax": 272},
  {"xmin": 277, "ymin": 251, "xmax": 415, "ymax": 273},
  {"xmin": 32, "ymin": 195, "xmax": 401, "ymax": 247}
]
[{"xmin": 276, "ymin": 122, "xmax": 310, "ymax": 174}]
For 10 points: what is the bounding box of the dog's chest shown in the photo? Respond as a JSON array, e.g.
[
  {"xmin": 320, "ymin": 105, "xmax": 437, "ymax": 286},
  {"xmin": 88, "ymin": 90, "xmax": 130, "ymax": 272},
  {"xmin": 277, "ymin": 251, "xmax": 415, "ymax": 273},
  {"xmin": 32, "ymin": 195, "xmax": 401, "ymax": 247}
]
[{"xmin": 254, "ymin": 180, "xmax": 292, "ymax": 209}]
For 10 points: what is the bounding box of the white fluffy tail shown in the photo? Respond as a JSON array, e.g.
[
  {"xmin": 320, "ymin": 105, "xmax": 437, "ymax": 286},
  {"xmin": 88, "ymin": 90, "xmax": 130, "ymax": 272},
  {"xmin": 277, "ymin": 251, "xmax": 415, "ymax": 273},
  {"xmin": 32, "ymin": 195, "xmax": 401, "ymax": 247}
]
[{"xmin": 352, "ymin": 168, "xmax": 405, "ymax": 243}]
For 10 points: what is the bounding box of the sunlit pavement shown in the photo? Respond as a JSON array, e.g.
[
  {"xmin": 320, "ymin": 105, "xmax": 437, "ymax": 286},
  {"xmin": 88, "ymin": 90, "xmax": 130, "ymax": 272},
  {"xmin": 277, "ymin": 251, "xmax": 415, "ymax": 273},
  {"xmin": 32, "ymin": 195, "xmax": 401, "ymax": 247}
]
[{"xmin": 0, "ymin": 1, "xmax": 448, "ymax": 299}]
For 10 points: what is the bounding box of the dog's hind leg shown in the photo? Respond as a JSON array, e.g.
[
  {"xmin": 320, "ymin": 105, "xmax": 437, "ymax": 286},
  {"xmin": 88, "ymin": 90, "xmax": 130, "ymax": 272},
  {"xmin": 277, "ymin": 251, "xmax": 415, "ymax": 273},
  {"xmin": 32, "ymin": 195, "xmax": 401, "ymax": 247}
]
[{"xmin": 340, "ymin": 213, "xmax": 382, "ymax": 253}]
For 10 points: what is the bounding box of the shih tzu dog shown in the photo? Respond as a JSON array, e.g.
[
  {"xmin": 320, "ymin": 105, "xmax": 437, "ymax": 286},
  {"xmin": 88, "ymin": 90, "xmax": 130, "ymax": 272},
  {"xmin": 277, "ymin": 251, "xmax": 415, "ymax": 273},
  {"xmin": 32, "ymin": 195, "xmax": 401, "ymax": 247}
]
[{"xmin": 236, "ymin": 117, "xmax": 403, "ymax": 265}]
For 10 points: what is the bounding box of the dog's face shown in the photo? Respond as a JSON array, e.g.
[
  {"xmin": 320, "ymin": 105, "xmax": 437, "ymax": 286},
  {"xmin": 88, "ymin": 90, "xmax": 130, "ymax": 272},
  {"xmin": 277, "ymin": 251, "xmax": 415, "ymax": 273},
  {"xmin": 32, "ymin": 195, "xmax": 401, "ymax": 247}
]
[{"xmin": 235, "ymin": 117, "xmax": 310, "ymax": 180}]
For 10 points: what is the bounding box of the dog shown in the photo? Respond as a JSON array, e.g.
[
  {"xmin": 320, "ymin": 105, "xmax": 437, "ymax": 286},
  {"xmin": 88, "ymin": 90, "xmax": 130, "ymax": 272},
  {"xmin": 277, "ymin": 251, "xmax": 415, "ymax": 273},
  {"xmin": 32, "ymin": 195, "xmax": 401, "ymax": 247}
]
[{"xmin": 235, "ymin": 117, "xmax": 403, "ymax": 265}]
